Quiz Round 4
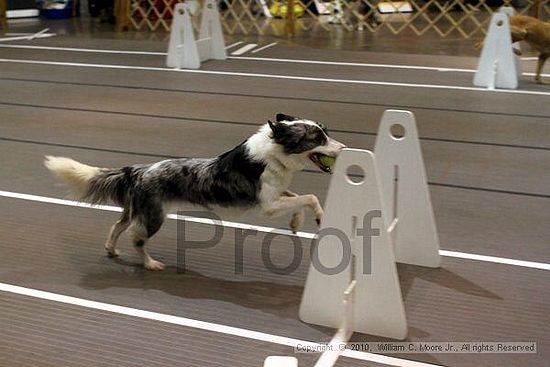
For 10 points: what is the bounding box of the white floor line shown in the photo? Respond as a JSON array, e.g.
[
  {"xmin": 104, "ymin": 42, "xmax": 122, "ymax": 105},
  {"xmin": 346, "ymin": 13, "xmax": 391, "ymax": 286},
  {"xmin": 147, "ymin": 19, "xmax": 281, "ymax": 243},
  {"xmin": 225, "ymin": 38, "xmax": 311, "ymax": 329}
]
[
  {"xmin": 1, "ymin": 58, "xmax": 549, "ymax": 97},
  {"xmin": 250, "ymin": 42, "xmax": 278, "ymax": 54},
  {"xmin": 231, "ymin": 43, "xmax": 258, "ymax": 56},
  {"xmin": 225, "ymin": 41, "xmax": 243, "ymax": 50},
  {"xmin": 5, "ymin": 33, "xmax": 57, "ymax": 36},
  {"xmin": 0, "ymin": 44, "xmax": 548, "ymax": 78},
  {"xmin": 439, "ymin": 250, "xmax": 550, "ymax": 270},
  {"xmin": 1, "ymin": 190, "xmax": 549, "ymax": 271},
  {"xmin": 231, "ymin": 55, "xmax": 550, "ymax": 78},
  {"xmin": 0, "ymin": 44, "xmax": 166, "ymax": 55},
  {"xmin": 0, "ymin": 282, "xmax": 440, "ymax": 367},
  {"xmin": 233, "ymin": 55, "xmax": 477, "ymax": 73},
  {"xmin": 0, "ymin": 34, "xmax": 55, "ymax": 42},
  {"xmin": 28, "ymin": 28, "xmax": 51, "ymax": 41}
]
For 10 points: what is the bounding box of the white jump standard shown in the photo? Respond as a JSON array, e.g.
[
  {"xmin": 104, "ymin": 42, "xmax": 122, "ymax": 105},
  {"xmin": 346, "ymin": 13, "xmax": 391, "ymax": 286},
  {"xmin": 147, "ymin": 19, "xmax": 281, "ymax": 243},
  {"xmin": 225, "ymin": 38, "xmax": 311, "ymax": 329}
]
[
  {"xmin": 374, "ymin": 110, "xmax": 440, "ymax": 268},
  {"xmin": 300, "ymin": 147, "xmax": 408, "ymax": 340},
  {"xmin": 269, "ymin": 110, "xmax": 442, "ymax": 366},
  {"xmin": 474, "ymin": 8, "xmax": 520, "ymax": 90},
  {"xmin": 166, "ymin": 0, "xmax": 227, "ymax": 70}
]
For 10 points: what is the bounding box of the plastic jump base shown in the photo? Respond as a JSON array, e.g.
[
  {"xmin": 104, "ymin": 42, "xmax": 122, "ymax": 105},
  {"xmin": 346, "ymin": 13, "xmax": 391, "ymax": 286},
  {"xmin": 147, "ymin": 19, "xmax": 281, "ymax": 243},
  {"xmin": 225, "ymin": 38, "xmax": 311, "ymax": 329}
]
[
  {"xmin": 166, "ymin": 0, "xmax": 227, "ymax": 70},
  {"xmin": 268, "ymin": 110, "xmax": 441, "ymax": 366},
  {"xmin": 474, "ymin": 7, "xmax": 520, "ymax": 90}
]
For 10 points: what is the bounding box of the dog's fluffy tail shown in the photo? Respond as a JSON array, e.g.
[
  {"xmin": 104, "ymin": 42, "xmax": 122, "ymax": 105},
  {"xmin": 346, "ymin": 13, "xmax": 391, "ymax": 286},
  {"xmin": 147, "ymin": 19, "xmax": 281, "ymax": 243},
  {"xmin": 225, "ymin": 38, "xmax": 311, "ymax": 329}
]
[{"xmin": 44, "ymin": 156, "xmax": 128, "ymax": 205}]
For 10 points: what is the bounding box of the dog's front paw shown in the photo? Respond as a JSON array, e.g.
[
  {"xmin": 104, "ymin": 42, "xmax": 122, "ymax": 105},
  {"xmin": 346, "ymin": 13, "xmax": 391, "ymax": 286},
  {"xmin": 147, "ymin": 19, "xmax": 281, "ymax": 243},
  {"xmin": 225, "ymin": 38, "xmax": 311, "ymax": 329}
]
[
  {"xmin": 105, "ymin": 244, "xmax": 120, "ymax": 258},
  {"xmin": 290, "ymin": 210, "xmax": 305, "ymax": 233},
  {"xmin": 314, "ymin": 208, "xmax": 324, "ymax": 227},
  {"xmin": 144, "ymin": 259, "xmax": 166, "ymax": 271},
  {"xmin": 306, "ymin": 194, "xmax": 324, "ymax": 227}
]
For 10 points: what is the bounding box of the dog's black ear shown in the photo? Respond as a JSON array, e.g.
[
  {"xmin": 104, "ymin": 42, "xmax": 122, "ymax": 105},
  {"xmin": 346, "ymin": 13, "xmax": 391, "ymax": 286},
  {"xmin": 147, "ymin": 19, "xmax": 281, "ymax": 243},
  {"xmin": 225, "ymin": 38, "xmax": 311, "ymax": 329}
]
[
  {"xmin": 268, "ymin": 119, "xmax": 285, "ymax": 135},
  {"xmin": 276, "ymin": 113, "xmax": 297, "ymax": 122},
  {"xmin": 268, "ymin": 119, "xmax": 277, "ymax": 132}
]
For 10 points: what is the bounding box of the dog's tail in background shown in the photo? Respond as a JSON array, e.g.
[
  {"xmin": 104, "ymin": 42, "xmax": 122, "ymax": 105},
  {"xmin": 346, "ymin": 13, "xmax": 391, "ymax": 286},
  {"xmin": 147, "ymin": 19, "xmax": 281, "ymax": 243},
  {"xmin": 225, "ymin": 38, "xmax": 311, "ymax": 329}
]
[{"xmin": 44, "ymin": 156, "xmax": 128, "ymax": 205}]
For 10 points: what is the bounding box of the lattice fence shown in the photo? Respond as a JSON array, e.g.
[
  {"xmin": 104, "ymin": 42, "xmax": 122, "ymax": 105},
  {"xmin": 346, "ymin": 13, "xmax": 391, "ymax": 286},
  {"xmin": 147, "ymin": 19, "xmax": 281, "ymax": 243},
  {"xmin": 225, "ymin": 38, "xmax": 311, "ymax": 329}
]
[
  {"xmin": 543, "ymin": 0, "xmax": 550, "ymax": 18},
  {"xmin": 334, "ymin": 0, "xmax": 546, "ymax": 37},
  {"xmin": 126, "ymin": 0, "xmax": 549, "ymax": 37}
]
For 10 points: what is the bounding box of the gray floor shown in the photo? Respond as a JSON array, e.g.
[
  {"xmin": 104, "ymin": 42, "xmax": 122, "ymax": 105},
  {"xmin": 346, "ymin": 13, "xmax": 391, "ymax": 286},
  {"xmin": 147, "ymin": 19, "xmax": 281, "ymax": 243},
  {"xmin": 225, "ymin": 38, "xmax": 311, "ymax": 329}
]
[{"xmin": 0, "ymin": 15, "xmax": 549, "ymax": 367}]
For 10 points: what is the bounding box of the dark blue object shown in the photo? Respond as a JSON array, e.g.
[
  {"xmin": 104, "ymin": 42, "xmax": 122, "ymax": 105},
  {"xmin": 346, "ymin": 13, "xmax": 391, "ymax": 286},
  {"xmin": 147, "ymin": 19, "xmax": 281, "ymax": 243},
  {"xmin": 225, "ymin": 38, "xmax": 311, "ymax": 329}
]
[{"xmin": 41, "ymin": 0, "xmax": 74, "ymax": 19}]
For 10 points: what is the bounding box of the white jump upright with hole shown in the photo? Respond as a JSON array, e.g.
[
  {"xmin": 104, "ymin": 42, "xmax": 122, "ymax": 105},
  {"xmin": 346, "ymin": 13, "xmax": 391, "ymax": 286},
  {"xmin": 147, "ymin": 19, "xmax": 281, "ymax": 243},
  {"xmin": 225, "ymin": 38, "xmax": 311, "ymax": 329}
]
[
  {"xmin": 166, "ymin": 0, "xmax": 226, "ymax": 70},
  {"xmin": 374, "ymin": 110, "xmax": 440, "ymax": 267},
  {"xmin": 474, "ymin": 11, "xmax": 518, "ymax": 89},
  {"xmin": 299, "ymin": 148, "xmax": 408, "ymax": 340},
  {"xmin": 278, "ymin": 110, "xmax": 441, "ymax": 367}
]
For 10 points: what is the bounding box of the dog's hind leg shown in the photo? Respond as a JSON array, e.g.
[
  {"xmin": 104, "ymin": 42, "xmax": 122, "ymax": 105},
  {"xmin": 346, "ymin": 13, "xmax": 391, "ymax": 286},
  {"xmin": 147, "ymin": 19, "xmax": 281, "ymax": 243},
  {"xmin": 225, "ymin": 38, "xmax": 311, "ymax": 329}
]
[
  {"xmin": 104, "ymin": 210, "xmax": 130, "ymax": 257},
  {"xmin": 127, "ymin": 203, "xmax": 166, "ymax": 271},
  {"xmin": 535, "ymin": 53, "xmax": 549, "ymax": 84},
  {"xmin": 128, "ymin": 222, "xmax": 165, "ymax": 271}
]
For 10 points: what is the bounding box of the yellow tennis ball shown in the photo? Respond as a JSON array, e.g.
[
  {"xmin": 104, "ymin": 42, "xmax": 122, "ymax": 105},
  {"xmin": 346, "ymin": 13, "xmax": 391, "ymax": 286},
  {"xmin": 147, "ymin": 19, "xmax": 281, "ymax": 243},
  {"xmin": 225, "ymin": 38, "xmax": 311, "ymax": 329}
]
[{"xmin": 319, "ymin": 155, "xmax": 336, "ymax": 169}]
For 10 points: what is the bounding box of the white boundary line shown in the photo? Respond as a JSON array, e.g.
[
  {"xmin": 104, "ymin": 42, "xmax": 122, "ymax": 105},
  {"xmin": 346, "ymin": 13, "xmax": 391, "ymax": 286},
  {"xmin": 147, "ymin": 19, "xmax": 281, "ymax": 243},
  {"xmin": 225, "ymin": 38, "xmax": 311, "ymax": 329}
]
[
  {"xmin": 0, "ymin": 34, "xmax": 56, "ymax": 43},
  {"xmin": 0, "ymin": 44, "xmax": 547, "ymax": 78},
  {"xmin": 231, "ymin": 43, "xmax": 258, "ymax": 56},
  {"xmin": 225, "ymin": 41, "xmax": 243, "ymax": 50},
  {"xmin": 1, "ymin": 58, "xmax": 550, "ymax": 96},
  {"xmin": 28, "ymin": 28, "xmax": 51, "ymax": 41},
  {"xmin": 0, "ymin": 282, "xmax": 441, "ymax": 367},
  {"xmin": 0, "ymin": 44, "xmax": 166, "ymax": 55},
  {"xmin": 233, "ymin": 55, "xmax": 478, "ymax": 73},
  {"xmin": 1, "ymin": 190, "xmax": 549, "ymax": 271},
  {"xmin": 438, "ymin": 250, "xmax": 550, "ymax": 270},
  {"xmin": 231, "ymin": 55, "xmax": 549, "ymax": 78},
  {"xmin": 5, "ymin": 33, "xmax": 57, "ymax": 36},
  {"xmin": 251, "ymin": 42, "xmax": 278, "ymax": 54}
]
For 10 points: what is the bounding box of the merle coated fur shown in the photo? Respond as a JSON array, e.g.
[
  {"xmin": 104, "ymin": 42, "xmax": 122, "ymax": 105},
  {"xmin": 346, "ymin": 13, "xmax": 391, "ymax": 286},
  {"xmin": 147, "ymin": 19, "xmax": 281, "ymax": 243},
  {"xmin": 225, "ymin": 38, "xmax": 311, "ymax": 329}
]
[
  {"xmin": 45, "ymin": 113, "xmax": 346, "ymax": 270},
  {"xmin": 87, "ymin": 143, "xmax": 266, "ymax": 210},
  {"xmin": 85, "ymin": 142, "xmax": 266, "ymax": 237}
]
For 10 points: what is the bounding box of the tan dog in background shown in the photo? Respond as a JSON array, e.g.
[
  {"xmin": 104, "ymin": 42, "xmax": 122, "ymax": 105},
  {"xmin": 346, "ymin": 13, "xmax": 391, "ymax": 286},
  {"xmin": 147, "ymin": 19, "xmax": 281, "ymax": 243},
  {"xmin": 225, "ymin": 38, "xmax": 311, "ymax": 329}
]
[{"xmin": 476, "ymin": 15, "xmax": 550, "ymax": 84}]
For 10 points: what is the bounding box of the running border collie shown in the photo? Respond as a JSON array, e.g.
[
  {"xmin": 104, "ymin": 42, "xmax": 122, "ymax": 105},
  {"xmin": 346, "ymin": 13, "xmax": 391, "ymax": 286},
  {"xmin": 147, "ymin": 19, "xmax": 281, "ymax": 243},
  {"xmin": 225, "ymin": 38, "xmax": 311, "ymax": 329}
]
[{"xmin": 45, "ymin": 113, "xmax": 346, "ymax": 270}]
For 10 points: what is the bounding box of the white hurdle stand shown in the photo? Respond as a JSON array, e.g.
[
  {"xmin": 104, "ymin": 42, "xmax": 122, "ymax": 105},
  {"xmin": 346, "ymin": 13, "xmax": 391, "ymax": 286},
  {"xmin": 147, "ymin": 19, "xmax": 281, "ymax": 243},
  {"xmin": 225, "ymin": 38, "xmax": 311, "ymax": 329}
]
[
  {"xmin": 266, "ymin": 110, "xmax": 441, "ymax": 367},
  {"xmin": 473, "ymin": 9, "xmax": 519, "ymax": 90},
  {"xmin": 499, "ymin": 6, "xmax": 522, "ymax": 78},
  {"xmin": 374, "ymin": 110, "xmax": 441, "ymax": 268},
  {"xmin": 166, "ymin": 0, "xmax": 227, "ymax": 70}
]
